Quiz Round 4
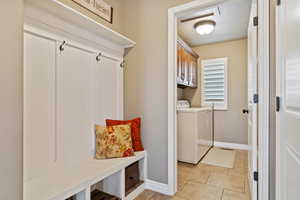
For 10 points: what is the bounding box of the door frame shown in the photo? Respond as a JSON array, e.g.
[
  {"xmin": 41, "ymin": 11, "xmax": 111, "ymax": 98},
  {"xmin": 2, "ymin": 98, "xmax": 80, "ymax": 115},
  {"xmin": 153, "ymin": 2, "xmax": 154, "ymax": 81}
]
[
  {"xmin": 247, "ymin": 1, "xmax": 258, "ymax": 198},
  {"xmin": 275, "ymin": 2, "xmax": 282, "ymax": 198},
  {"xmin": 167, "ymin": 1, "xmax": 270, "ymax": 199}
]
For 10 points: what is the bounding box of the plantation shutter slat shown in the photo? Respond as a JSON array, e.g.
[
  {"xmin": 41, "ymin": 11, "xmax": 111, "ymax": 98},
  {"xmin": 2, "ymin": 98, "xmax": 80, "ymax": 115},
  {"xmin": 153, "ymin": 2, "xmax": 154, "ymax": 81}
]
[{"xmin": 202, "ymin": 58, "xmax": 228, "ymax": 110}]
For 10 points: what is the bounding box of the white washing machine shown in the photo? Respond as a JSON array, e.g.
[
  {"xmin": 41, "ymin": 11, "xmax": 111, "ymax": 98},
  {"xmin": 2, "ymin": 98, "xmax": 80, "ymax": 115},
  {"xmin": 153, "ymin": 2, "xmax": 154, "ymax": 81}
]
[{"xmin": 177, "ymin": 101, "xmax": 213, "ymax": 164}]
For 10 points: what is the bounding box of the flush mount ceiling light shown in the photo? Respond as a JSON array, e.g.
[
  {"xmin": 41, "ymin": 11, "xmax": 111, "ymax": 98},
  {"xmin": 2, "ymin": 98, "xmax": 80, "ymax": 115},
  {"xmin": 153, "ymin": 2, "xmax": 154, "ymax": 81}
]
[{"xmin": 194, "ymin": 20, "xmax": 216, "ymax": 35}]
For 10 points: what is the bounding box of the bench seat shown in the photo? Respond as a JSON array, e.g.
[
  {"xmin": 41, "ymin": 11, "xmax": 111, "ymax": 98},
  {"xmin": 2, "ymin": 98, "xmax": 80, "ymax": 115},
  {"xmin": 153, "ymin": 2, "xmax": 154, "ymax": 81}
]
[{"xmin": 24, "ymin": 151, "xmax": 146, "ymax": 200}]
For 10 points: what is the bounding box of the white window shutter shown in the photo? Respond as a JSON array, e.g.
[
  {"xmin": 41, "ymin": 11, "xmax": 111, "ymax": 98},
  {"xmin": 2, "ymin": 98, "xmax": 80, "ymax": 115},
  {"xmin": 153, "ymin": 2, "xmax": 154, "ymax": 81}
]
[{"xmin": 201, "ymin": 58, "xmax": 228, "ymax": 110}]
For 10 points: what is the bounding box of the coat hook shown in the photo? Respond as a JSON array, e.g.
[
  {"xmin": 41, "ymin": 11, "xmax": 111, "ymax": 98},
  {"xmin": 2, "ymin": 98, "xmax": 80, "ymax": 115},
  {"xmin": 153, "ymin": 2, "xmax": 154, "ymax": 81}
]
[
  {"xmin": 59, "ymin": 41, "xmax": 66, "ymax": 52},
  {"xmin": 120, "ymin": 61, "xmax": 125, "ymax": 68},
  {"xmin": 96, "ymin": 52, "xmax": 102, "ymax": 62}
]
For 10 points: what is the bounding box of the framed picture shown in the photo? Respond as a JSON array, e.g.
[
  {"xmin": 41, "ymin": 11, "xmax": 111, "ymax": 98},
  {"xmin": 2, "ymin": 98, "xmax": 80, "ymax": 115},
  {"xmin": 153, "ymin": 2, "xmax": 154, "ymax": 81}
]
[{"xmin": 72, "ymin": 0, "xmax": 113, "ymax": 24}]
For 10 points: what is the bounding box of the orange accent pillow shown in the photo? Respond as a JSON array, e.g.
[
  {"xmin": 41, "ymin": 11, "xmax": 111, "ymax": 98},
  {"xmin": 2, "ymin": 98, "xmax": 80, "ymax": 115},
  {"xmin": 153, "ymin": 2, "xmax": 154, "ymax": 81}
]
[{"xmin": 106, "ymin": 118, "xmax": 144, "ymax": 151}]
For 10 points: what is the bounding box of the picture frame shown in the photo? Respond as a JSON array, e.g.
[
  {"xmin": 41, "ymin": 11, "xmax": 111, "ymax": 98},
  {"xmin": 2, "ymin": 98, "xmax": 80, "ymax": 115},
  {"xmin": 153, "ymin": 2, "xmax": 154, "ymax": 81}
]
[{"xmin": 72, "ymin": 0, "xmax": 113, "ymax": 24}]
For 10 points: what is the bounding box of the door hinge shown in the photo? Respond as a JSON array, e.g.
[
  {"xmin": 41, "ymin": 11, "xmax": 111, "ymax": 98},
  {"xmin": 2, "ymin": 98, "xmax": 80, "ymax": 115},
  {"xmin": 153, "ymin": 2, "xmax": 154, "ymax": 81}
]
[
  {"xmin": 276, "ymin": 96, "xmax": 281, "ymax": 112},
  {"xmin": 253, "ymin": 94, "xmax": 259, "ymax": 104},
  {"xmin": 254, "ymin": 171, "xmax": 258, "ymax": 181},
  {"xmin": 253, "ymin": 16, "xmax": 258, "ymax": 26},
  {"xmin": 277, "ymin": 0, "xmax": 281, "ymax": 6}
]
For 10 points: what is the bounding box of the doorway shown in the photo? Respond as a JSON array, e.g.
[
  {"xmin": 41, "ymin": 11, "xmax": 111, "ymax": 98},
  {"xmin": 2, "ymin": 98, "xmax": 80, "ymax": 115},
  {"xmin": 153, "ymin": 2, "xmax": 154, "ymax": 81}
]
[{"xmin": 167, "ymin": 0, "xmax": 270, "ymax": 199}]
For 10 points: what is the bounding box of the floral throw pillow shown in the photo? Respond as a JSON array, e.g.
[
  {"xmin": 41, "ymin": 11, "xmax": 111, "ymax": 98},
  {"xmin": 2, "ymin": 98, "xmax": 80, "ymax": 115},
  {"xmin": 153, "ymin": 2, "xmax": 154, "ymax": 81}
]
[{"xmin": 95, "ymin": 124, "xmax": 134, "ymax": 159}]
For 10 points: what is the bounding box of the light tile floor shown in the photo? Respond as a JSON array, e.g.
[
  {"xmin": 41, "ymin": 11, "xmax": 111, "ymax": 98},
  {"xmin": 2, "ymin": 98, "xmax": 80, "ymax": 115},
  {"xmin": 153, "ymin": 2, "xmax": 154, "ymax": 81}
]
[{"xmin": 135, "ymin": 150, "xmax": 250, "ymax": 200}]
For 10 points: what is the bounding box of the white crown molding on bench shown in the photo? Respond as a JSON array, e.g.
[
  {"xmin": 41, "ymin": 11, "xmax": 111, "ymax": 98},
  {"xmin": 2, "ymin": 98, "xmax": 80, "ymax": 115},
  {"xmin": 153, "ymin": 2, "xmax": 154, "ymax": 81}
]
[
  {"xmin": 214, "ymin": 141, "xmax": 250, "ymax": 150},
  {"xmin": 145, "ymin": 179, "xmax": 171, "ymax": 196}
]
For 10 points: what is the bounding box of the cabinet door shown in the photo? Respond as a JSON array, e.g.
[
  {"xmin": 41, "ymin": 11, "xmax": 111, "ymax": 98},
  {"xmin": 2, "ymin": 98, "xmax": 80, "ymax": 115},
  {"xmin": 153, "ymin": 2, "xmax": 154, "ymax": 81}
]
[
  {"xmin": 183, "ymin": 50, "xmax": 189, "ymax": 85},
  {"xmin": 94, "ymin": 56, "xmax": 123, "ymax": 125},
  {"xmin": 24, "ymin": 32, "xmax": 57, "ymax": 181},
  {"xmin": 179, "ymin": 46, "xmax": 185, "ymax": 84},
  {"xmin": 189, "ymin": 57, "xmax": 194, "ymax": 87},
  {"xmin": 57, "ymin": 44, "xmax": 94, "ymax": 165},
  {"xmin": 190, "ymin": 56, "xmax": 198, "ymax": 87},
  {"xmin": 187, "ymin": 53, "xmax": 192, "ymax": 86},
  {"xmin": 177, "ymin": 44, "xmax": 182, "ymax": 83}
]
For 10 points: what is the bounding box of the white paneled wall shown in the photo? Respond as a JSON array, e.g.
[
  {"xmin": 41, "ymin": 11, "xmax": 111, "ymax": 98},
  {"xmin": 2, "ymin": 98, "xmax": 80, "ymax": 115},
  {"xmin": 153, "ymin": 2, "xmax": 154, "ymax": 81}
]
[
  {"xmin": 24, "ymin": 32, "xmax": 57, "ymax": 181},
  {"xmin": 56, "ymin": 44, "xmax": 94, "ymax": 166},
  {"xmin": 93, "ymin": 56, "xmax": 124, "ymax": 153},
  {"xmin": 24, "ymin": 28, "xmax": 124, "ymax": 181},
  {"xmin": 94, "ymin": 57, "xmax": 122, "ymax": 125}
]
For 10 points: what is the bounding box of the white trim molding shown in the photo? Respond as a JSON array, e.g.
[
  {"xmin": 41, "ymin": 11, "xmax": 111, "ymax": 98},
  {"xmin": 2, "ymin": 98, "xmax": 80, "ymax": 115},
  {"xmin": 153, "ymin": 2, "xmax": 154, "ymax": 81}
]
[
  {"xmin": 145, "ymin": 179, "xmax": 170, "ymax": 196},
  {"xmin": 214, "ymin": 142, "xmax": 250, "ymax": 151},
  {"xmin": 257, "ymin": 0, "xmax": 270, "ymax": 200}
]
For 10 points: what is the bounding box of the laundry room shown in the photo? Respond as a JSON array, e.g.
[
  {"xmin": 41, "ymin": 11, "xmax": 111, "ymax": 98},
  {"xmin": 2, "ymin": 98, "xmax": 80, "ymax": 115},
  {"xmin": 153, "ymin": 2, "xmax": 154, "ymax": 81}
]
[{"xmin": 175, "ymin": 0, "xmax": 253, "ymax": 198}]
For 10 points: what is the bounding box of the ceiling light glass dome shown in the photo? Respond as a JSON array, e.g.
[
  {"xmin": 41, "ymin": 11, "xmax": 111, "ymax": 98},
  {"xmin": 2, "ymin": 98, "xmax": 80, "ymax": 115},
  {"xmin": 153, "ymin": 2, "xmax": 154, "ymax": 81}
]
[{"xmin": 194, "ymin": 20, "xmax": 216, "ymax": 35}]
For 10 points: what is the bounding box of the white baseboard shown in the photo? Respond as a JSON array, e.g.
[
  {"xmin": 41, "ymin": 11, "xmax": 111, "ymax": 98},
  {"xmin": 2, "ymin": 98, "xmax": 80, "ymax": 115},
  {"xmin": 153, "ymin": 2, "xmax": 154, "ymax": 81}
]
[
  {"xmin": 145, "ymin": 179, "xmax": 171, "ymax": 195},
  {"xmin": 214, "ymin": 141, "xmax": 249, "ymax": 150}
]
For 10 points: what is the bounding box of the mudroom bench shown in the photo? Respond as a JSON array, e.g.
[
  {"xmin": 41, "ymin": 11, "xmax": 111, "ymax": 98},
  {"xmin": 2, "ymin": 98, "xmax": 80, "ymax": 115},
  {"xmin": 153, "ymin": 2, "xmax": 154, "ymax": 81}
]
[
  {"xmin": 23, "ymin": 0, "xmax": 142, "ymax": 200},
  {"xmin": 24, "ymin": 151, "xmax": 147, "ymax": 200}
]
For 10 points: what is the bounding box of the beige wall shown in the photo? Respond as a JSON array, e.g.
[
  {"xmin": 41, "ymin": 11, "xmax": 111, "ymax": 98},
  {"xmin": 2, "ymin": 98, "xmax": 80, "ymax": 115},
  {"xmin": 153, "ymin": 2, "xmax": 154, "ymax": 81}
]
[
  {"xmin": 58, "ymin": 0, "xmax": 124, "ymax": 33},
  {"xmin": 0, "ymin": 1, "xmax": 23, "ymax": 199},
  {"xmin": 183, "ymin": 39, "xmax": 248, "ymax": 144},
  {"xmin": 121, "ymin": 0, "xmax": 194, "ymax": 184}
]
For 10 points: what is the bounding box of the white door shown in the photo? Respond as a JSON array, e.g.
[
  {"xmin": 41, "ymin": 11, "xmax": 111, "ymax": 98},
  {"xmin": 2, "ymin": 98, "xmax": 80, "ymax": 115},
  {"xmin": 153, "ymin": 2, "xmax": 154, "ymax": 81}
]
[
  {"xmin": 276, "ymin": 0, "xmax": 300, "ymax": 199},
  {"xmin": 247, "ymin": 1, "xmax": 258, "ymax": 199}
]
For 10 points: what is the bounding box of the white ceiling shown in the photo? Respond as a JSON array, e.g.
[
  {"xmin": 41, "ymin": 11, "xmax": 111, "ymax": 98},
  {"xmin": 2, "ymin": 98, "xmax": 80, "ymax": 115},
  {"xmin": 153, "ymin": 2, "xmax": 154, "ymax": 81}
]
[{"xmin": 178, "ymin": 0, "xmax": 252, "ymax": 47}]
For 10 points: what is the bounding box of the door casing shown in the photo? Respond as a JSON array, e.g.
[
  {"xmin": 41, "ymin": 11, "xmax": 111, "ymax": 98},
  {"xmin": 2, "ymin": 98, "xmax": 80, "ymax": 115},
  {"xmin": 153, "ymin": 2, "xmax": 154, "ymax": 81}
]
[{"xmin": 247, "ymin": 1, "xmax": 258, "ymax": 198}]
